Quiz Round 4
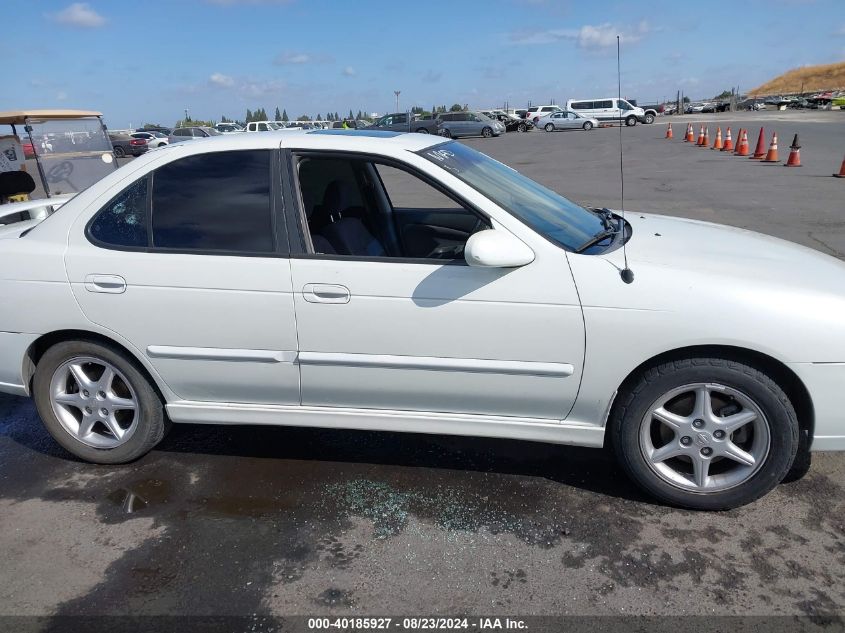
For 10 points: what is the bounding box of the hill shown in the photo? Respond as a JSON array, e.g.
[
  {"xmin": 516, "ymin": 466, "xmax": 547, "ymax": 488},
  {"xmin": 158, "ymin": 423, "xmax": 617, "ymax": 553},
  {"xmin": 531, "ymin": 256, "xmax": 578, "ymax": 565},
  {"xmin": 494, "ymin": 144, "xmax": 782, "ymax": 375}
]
[{"xmin": 751, "ymin": 61, "xmax": 845, "ymax": 95}]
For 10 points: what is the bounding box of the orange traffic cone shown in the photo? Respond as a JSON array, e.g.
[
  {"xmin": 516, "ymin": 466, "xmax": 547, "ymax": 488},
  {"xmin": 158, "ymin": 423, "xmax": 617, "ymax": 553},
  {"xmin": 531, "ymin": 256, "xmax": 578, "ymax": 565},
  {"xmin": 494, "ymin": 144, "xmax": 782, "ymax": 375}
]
[
  {"xmin": 666, "ymin": 123, "xmax": 673, "ymax": 139},
  {"xmin": 711, "ymin": 127, "xmax": 723, "ymax": 150},
  {"xmin": 700, "ymin": 127, "xmax": 710, "ymax": 148},
  {"xmin": 762, "ymin": 132, "xmax": 780, "ymax": 163},
  {"xmin": 696, "ymin": 125, "xmax": 705, "ymax": 146},
  {"xmin": 784, "ymin": 134, "xmax": 801, "ymax": 167},
  {"xmin": 750, "ymin": 127, "xmax": 767, "ymax": 159},
  {"xmin": 733, "ymin": 128, "xmax": 745, "ymax": 154},
  {"xmin": 721, "ymin": 127, "xmax": 734, "ymax": 152},
  {"xmin": 735, "ymin": 129, "xmax": 750, "ymax": 157},
  {"xmin": 684, "ymin": 123, "xmax": 694, "ymax": 142},
  {"xmin": 834, "ymin": 154, "xmax": 845, "ymax": 178}
]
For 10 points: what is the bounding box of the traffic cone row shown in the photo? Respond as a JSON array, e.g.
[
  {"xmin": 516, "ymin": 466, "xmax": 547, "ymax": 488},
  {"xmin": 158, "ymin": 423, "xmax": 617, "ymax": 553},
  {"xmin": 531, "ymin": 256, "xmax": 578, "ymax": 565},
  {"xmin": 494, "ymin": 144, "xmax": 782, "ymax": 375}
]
[{"xmin": 664, "ymin": 122, "xmax": 844, "ymax": 176}]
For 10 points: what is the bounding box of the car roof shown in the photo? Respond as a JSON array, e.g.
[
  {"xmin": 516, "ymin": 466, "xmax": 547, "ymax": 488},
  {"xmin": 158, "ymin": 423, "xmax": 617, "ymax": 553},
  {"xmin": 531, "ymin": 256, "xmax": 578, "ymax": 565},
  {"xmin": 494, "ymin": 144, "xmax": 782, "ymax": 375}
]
[{"xmin": 0, "ymin": 109, "xmax": 103, "ymax": 125}]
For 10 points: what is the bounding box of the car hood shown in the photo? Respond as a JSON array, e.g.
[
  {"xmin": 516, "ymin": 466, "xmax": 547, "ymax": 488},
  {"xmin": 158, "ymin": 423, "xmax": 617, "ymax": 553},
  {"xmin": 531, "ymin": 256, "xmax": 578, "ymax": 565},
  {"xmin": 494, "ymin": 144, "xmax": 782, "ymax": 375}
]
[{"xmin": 622, "ymin": 213, "xmax": 845, "ymax": 295}]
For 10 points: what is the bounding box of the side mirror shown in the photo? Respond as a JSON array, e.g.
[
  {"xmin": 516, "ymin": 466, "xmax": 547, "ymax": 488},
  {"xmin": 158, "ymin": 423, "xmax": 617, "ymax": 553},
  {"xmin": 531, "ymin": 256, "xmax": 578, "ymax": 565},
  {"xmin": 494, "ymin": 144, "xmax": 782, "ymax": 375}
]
[{"xmin": 464, "ymin": 229, "xmax": 535, "ymax": 268}]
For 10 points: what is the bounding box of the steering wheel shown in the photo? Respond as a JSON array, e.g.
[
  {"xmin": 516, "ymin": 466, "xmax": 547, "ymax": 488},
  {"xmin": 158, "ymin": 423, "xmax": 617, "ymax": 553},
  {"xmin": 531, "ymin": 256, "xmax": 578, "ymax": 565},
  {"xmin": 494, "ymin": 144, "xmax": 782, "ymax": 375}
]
[{"xmin": 46, "ymin": 161, "xmax": 74, "ymax": 183}]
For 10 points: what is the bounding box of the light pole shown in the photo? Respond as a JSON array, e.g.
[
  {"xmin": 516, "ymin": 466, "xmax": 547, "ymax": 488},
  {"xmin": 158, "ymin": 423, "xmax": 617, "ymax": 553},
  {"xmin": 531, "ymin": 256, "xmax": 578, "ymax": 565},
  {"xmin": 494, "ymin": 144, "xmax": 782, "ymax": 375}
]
[
  {"xmin": 184, "ymin": 108, "xmax": 189, "ymax": 125},
  {"xmin": 394, "ymin": 91, "xmax": 401, "ymax": 113}
]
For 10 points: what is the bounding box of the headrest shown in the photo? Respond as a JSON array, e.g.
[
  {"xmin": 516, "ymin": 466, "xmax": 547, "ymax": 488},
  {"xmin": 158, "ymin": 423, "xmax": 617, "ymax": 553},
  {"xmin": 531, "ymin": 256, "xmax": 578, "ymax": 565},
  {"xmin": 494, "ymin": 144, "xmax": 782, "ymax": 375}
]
[{"xmin": 0, "ymin": 170, "xmax": 36, "ymax": 196}]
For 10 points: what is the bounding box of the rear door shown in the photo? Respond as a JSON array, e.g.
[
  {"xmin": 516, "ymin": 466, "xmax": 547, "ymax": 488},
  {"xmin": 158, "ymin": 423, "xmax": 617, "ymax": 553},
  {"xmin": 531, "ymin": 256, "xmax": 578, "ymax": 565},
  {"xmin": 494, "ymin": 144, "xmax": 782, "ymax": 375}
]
[{"xmin": 66, "ymin": 149, "xmax": 300, "ymax": 405}]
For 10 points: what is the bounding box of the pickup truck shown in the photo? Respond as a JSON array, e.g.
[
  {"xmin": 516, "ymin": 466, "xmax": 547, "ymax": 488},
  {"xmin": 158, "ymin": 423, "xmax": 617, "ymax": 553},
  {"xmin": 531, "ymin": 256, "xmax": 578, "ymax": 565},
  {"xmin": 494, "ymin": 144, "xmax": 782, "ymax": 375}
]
[
  {"xmin": 626, "ymin": 100, "xmax": 658, "ymax": 124},
  {"xmin": 368, "ymin": 113, "xmax": 439, "ymax": 134}
]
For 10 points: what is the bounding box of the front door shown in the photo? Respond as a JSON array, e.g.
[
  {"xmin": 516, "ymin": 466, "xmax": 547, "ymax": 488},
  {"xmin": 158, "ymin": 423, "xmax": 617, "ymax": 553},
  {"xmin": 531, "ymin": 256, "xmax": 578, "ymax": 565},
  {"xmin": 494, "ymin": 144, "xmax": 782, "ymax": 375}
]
[
  {"xmin": 285, "ymin": 151, "xmax": 584, "ymax": 420},
  {"xmin": 66, "ymin": 149, "xmax": 300, "ymax": 405}
]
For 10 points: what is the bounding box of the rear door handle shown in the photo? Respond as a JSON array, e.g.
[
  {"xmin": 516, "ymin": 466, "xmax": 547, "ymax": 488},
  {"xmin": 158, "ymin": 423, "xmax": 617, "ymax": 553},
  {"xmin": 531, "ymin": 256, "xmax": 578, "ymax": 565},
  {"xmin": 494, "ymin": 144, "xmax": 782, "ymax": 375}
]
[
  {"xmin": 84, "ymin": 274, "xmax": 127, "ymax": 294},
  {"xmin": 302, "ymin": 283, "xmax": 350, "ymax": 304}
]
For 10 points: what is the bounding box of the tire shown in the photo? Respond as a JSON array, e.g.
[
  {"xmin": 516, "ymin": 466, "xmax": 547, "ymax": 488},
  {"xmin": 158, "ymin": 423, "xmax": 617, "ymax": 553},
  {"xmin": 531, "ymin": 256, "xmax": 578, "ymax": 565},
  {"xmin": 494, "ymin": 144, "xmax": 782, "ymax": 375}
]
[
  {"xmin": 544, "ymin": 123, "xmax": 555, "ymax": 132},
  {"xmin": 415, "ymin": 128, "xmax": 429, "ymax": 134},
  {"xmin": 625, "ymin": 116, "xmax": 637, "ymax": 127},
  {"xmin": 481, "ymin": 126, "xmax": 493, "ymax": 138},
  {"xmin": 113, "ymin": 146, "xmax": 125, "ymax": 158},
  {"xmin": 610, "ymin": 357, "xmax": 798, "ymax": 510},
  {"xmin": 517, "ymin": 123, "xmax": 528, "ymax": 133},
  {"xmin": 33, "ymin": 340, "xmax": 169, "ymax": 464},
  {"xmin": 439, "ymin": 128, "xmax": 452, "ymax": 138},
  {"xmin": 582, "ymin": 121, "xmax": 593, "ymax": 131},
  {"xmin": 644, "ymin": 113, "xmax": 655, "ymax": 124}
]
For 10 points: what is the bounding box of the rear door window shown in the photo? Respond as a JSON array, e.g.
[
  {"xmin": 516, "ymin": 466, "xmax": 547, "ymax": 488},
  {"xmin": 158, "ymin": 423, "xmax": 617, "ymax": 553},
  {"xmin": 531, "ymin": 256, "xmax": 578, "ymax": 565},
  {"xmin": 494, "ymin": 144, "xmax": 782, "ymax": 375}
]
[{"xmin": 151, "ymin": 151, "xmax": 274, "ymax": 254}]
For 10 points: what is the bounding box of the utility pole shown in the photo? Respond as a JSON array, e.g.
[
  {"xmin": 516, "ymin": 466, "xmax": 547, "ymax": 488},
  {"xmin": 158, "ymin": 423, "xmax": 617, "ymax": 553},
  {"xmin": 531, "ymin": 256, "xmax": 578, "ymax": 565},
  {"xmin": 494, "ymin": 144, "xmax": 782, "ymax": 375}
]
[
  {"xmin": 184, "ymin": 108, "xmax": 189, "ymax": 125},
  {"xmin": 394, "ymin": 91, "xmax": 401, "ymax": 113}
]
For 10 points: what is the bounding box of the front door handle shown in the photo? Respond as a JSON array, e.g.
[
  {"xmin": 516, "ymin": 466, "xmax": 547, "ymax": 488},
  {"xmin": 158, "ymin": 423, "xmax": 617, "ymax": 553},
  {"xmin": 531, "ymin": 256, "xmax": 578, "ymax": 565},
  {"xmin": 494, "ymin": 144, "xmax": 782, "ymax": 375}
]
[
  {"xmin": 84, "ymin": 274, "xmax": 127, "ymax": 294},
  {"xmin": 302, "ymin": 283, "xmax": 350, "ymax": 304}
]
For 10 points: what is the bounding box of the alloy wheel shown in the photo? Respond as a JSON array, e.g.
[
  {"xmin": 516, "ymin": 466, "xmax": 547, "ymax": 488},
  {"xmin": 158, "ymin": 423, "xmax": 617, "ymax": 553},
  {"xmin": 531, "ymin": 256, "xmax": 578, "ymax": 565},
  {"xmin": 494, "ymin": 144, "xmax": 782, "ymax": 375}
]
[
  {"xmin": 639, "ymin": 382, "xmax": 770, "ymax": 493},
  {"xmin": 49, "ymin": 356, "xmax": 140, "ymax": 449}
]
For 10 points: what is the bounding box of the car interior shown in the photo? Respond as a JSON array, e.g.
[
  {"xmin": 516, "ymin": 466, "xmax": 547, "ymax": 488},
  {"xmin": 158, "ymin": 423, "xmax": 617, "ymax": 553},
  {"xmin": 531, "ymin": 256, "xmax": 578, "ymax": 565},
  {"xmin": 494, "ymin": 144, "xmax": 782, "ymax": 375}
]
[{"xmin": 295, "ymin": 156, "xmax": 489, "ymax": 261}]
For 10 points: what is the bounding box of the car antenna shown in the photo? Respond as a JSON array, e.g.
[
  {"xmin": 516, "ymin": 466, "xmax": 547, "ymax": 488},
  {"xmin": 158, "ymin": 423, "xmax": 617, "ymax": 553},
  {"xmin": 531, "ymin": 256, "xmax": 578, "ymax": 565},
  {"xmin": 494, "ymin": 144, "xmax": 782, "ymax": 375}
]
[{"xmin": 617, "ymin": 35, "xmax": 634, "ymax": 284}]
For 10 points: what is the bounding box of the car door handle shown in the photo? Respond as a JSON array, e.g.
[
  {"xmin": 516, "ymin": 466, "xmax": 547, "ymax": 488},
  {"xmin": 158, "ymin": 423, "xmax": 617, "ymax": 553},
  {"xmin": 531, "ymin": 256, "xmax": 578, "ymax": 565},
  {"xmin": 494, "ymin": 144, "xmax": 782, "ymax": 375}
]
[
  {"xmin": 302, "ymin": 283, "xmax": 350, "ymax": 304},
  {"xmin": 84, "ymin": 274, "xmax": 127, "ymax": 294}
]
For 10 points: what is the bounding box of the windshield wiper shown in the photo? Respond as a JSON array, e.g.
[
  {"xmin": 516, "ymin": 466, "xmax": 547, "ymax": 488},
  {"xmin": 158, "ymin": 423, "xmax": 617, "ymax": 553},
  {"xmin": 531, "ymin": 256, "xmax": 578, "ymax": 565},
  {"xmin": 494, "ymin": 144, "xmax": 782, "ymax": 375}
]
[
  {"xmin": 574, "ymin": 228, "xmax": 619, "ymax": 253},
  {"xmin": 591, "ymin": 207, "xmax": 616, "ymax": 231}
]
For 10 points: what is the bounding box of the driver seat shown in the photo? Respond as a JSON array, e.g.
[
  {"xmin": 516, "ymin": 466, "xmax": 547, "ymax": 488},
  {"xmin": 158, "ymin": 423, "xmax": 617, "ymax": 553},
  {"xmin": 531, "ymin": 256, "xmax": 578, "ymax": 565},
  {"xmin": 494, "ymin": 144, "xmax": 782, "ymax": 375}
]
[{"xmin": 0, "ymin": 170, "xmax": 36, "ymax": 204}]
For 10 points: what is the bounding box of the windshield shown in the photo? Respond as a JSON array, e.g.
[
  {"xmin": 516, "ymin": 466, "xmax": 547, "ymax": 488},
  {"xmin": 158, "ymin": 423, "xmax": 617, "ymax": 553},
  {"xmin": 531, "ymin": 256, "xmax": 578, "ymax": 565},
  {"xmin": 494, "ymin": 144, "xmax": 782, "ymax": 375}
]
[
  {"xmin": 25, "ymin": 116, "xmax": 117, "ymax": 197},
  {"xmin": 419, "ymin": 142, "xmax": 604, "ymax": 251}
]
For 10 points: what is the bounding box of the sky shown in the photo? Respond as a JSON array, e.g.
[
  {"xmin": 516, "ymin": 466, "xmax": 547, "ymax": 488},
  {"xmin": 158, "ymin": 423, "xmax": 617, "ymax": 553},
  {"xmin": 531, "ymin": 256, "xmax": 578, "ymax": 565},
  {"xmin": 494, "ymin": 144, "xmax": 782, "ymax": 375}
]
[{"xmin": 2, "ymin": 0, "xmax": 844, "ymax": 128}]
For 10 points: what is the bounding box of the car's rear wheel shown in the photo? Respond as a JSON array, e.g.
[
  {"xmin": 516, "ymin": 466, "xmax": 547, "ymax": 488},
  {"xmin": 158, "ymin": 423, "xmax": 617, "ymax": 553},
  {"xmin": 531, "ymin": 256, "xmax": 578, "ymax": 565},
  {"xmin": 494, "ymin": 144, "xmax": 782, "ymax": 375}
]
[
  {"xmin": 544, "ymin": 123, "xmax": 555, "ymax": 132},
  {"xmin": 625, "ymin": 116, "xmax": 637, "ymax": 126},
  {"xmin": 582, "ymin": 121, "xmax": 593, "ymax": 131},
  {"xmin": 415, "ymin": 128, "xmax": 429, "ymax": 134},
  {"xmin": 481, "ymin": 126, "xmax": 493, "ymax": 138},
  {"xmin": 517, "ymin": 123, "xmax": 528, "ymax": 133},
  {"xmin": 610, "ymin": 357, "xmax": 798, "ymax": 510},
  {"xmin": 112, "ymin": 146, "xmax": 125, "ymax": 158},
  {"xmin": 33, "ymin": 340, "xmax": 169, "ymax": 464}
]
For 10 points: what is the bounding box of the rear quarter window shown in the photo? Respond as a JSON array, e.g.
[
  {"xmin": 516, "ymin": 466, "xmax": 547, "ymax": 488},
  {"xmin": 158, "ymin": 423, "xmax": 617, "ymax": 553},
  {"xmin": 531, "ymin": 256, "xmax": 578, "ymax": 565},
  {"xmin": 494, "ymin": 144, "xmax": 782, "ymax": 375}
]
[{"xmin": 88, "ymin": 177, "xmax": 149, "ymax": 248}]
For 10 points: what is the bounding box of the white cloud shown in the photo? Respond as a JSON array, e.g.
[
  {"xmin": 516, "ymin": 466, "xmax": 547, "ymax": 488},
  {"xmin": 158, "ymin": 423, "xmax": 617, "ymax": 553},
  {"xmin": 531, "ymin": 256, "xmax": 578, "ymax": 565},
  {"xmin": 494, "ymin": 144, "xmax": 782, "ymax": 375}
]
[
  {"xmin": 509, "ymin": 20, "xmax": 651, "ymax": 50},
  {"xmin": 274, "ymin": 51, "xmax": 331, "ymax": 65},
  {"xmin": 209, "ymin": 72, "xmax": 235, "ymax": 87},
  {"xmin": 342, "ymin": 66, "xmax": 356, "ymax": 77},
  {"xmin": 49, "ymin": 3, "xmax": 106, "ymax": 28}
]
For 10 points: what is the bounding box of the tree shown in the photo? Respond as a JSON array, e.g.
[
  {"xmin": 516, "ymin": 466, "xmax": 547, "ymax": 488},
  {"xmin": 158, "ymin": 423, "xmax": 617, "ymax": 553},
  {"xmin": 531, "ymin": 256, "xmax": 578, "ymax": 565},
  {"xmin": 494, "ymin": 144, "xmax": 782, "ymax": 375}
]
[
  {"xmin": 682, "ymin": 96, "xmax": 691, "ymax": 103},
  {"xmin": 317, "ymin": 113, "xmax": 323, "ymax": 121},
  {"xmin": 142, "ymin": 122, "xmax": 164, "ymax": 130},
  {"xmin": 334, "ymin": 111, "xmax": 339, "ymax": 121},
  {"xmin": 274, "ymin": 107, "xmax": 282, "ymax": 121},
  {"xmin": 356, "ymin": 109, "xmax": 363, "ymax": 120},
  {"xmin": 449, "ymin": 103, "xmax": 463, "ymax": 112},
  {"xmin": 296, "ymin": 114, "xmax": 312, "ymax": 121},
  {"xmin": 282, "ymin": 109, "xmax": 289, "ymax": 122},
  {"xmin": 714, "ymin": 89, "xmax": 733, "ymax": 100},
  {"xmin": 220, "ymin": 115, "xmax": 231, "ymax": 123},
  {"xmin": 411, "ymin": 106, "xmax": 424, "ymax": 114}
]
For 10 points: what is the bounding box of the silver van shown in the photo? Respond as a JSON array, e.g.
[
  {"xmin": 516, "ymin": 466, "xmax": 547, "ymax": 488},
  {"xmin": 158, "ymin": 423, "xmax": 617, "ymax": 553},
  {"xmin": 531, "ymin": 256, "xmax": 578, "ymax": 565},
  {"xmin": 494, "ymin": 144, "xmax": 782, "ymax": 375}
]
[
  {"xmin": 437, "ymin": 111, "xmax": 505, "ymax": 138},
  {"xmin": 565, "ymin": 98, "xmax": 646, "ymax": 126}
]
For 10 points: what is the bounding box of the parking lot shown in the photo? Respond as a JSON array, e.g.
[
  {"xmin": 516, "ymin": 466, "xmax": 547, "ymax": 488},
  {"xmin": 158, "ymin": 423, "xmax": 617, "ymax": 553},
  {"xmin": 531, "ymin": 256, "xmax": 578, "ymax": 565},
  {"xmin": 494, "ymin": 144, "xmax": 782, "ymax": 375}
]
[{"xmin": 2, "ymin": 109, "xmax": 844, "ymax": 622}]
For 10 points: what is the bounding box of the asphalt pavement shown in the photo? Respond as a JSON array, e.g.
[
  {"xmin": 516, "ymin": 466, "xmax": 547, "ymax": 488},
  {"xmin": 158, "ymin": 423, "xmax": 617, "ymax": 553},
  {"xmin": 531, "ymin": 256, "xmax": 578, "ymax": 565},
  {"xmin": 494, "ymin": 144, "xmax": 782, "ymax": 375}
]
[{"xmin": 1, "ymin": 109, "xmax": 844, "ymax": 624}]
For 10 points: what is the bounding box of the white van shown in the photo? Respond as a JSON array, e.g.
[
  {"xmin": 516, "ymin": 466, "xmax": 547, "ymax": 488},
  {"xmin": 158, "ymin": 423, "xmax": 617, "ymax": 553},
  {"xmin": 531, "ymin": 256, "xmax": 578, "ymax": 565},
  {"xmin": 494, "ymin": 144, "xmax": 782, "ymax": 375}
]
[{"xmin": 565, "ymin": 98, "xmax": 646, "ymax": 126}]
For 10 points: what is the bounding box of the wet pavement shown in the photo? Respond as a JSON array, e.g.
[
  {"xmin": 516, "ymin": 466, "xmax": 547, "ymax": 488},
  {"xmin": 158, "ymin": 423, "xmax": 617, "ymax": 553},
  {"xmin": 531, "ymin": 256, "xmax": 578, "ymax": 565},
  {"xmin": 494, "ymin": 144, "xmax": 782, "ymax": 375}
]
[{"xmin": 1, "ymin": 392, "xmax": 844, "ymax": 619}]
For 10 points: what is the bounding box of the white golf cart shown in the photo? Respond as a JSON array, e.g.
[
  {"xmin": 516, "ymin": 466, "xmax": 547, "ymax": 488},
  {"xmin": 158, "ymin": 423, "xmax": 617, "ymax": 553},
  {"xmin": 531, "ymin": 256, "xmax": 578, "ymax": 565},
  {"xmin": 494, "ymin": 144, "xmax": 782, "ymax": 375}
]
[{"xmin": 0, "ymin": 110, "xmax": 118, "ymax": 228}]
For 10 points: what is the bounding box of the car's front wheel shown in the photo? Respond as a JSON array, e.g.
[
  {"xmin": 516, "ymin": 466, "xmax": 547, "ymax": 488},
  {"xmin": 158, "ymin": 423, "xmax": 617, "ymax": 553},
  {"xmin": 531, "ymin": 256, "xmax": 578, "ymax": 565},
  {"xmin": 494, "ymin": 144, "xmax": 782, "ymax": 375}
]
[
  {"xmin": 113, "ymin": 146, "xmax": 125, "ymax": 158},
  {"xmin": 582, "ymin": 121, "xmax": 593, "ymax": 131},
  {"xmin": 610, "ymin": 357, "xmax": 798, "ymax": 510},
  {"xmin": 644, "ymin": 113, "xmax": 655, "ymax": 124},
  {"xmin": 438, "ymin": 128, "xmax": 452, "ymax": 138},
  {"xmin": 33, "ymin": 340, "xmax": 169, "ymax": 464},
  {"xmin": 544, "ymin": 123, "xmax": 555, "ymax": 132},
  {"xmin": 517, "ymin": 123, "xmax": 528, "ymax": 133}
]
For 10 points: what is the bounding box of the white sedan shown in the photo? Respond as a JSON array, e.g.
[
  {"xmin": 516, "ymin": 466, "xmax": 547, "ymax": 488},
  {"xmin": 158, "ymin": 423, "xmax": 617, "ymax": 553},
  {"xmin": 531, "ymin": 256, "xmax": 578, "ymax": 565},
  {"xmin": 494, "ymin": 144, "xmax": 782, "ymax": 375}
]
[
  {"xmin": 1, "ymin": 131, "xmax": 843, "ymax": 509},
  {"xmin": 536, "ymin": 110, "xmax": 599, "ymax": 132}
]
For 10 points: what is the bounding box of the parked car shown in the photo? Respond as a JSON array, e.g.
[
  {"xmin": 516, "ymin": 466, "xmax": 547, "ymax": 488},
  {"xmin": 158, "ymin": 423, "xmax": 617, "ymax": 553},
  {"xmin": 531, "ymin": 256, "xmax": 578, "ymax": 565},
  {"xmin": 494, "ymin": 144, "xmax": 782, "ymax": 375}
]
[
  {"xmin": 437, "ymin": 111, "xmax": 505, "ymax": 138},
  {"xmin": 480, "ymin": 111, "xmax": 532, "ymax": 132},
  {"xmin": 134, "ymin": 127, "xmax": 171, "ymax": 136},
  {"xmin": 2, "ymin": 131, "xmax": 843, "ymax": 510},
  {"xmin": 108, "ymin": 133, "xmax": 148, "ymax": 158},
  {"xmin": 215, "ymin": 123, "xmax": 244, "ymax": 134},
  {"xmin": 244, "ymin": 121, "xmax": 283, "ymax": 132},
  {"xmin": 536, "ymin": 110, "xmax": 599, "ymax": 132},
  {"xmin": 523, "ymin": 105, "xmax": 562, "ymax": 123},
  {"xmin": 566, "ymin": 98, "xmax": 646, "ymax": 126},
  {"xmin": 626, "ymin": 100, "xmax": 658, "ymax": 124},
  {"xmin": 167, "ymin": 127, "xmax": 222, "ymax": 144},
  {"xmin": 368, "ymin": 113, "xmax": 439, "ymax": 134},
  {"xmin": 131, "ymin": 131, "xmax": 168, "ymax": 148}
]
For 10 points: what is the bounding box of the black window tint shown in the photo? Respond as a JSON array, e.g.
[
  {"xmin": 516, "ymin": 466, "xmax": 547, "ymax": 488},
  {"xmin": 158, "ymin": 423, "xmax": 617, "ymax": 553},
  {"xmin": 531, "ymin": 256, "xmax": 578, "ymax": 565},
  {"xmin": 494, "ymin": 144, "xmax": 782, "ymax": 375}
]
[
  {"xmin": 152, "ymin": 151, "xmax": 273, "ymax": 253},
  {"xmin": 89, "ymin": 177, "xmax": 148, "ymax": 247}
]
